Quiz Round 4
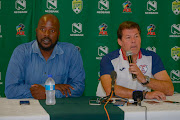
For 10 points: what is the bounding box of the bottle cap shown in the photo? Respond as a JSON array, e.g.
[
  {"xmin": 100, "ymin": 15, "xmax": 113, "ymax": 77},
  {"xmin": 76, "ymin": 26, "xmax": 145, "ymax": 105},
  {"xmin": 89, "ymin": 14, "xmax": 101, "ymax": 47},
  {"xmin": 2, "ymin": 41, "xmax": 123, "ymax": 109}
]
[{"xmin": 48, "ymin": 75, "xmax": 52, "ymax": 78}]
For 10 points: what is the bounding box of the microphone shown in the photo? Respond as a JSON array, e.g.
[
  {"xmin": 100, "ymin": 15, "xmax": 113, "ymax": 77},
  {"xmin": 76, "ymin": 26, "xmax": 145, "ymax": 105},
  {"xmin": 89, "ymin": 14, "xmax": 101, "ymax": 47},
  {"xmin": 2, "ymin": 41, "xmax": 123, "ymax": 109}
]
[
  {"xmin": 126, "ymin": 51, "xmax": 137, "ymax": 79},
  {"xmin": 110, "ymin": 71, "xmax": 117, "ymax": 93}
]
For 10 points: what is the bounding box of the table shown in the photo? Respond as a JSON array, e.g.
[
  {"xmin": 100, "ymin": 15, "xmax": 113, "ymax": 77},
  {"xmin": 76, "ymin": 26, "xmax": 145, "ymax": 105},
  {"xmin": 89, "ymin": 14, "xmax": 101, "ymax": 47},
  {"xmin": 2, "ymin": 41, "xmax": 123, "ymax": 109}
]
[
  {"xmin": 1, "ymin": 94, "xmax": 180, "ymax": 120},
  {"xmin": 0, "ymin": 98, "xmax": 49, "ymax": 120},
  {"xmin": 39, "ymin": 96, "xmax": 124, "ymax": 120},
  {"xmin": 119, "ymin": 93, "xmax": 180, "ymax": 120}
]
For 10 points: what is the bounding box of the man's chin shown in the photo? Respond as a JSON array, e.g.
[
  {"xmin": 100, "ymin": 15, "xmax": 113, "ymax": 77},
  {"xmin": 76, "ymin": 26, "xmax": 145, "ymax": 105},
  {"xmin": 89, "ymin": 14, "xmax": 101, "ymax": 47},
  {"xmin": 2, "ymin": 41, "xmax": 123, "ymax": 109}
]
[{"xmin": 131, "ymin": 49, "xmax": 140, "ymax": 55}]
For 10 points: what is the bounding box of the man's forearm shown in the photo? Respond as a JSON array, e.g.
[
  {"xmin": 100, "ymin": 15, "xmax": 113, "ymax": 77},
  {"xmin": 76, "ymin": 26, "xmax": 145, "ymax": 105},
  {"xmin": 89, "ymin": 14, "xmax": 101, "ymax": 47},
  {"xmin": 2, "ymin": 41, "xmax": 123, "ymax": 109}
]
[
  {"xmin": 5, "ymin": 84, "xmax": 32, "ymax": 99},
  {"xmin": 146, "ymin": 78, "xmax": 174, "ymax": 96},
  {"xmin": 114, "ymin": 85, "xmax": 134, "ymax": 98}
]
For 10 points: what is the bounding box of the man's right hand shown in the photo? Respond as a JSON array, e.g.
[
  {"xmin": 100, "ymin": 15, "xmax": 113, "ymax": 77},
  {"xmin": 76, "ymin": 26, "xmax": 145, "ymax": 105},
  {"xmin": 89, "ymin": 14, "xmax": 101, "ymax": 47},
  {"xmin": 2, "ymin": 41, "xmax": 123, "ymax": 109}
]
[
  {"xmin": 55, "ymin": 84, "xmax": 74, "ymax": 97},
  {"xmin": 145, "ymin": 91, "xmax": 166, "ymax": 101}
]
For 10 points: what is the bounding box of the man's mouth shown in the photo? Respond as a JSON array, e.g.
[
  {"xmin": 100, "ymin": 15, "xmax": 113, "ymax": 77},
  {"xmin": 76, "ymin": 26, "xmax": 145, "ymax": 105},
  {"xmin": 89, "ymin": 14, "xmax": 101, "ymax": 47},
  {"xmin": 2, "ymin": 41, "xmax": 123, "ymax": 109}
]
[
  {"xmin": 131, "ymin": 46, "xmax": 137, "ymax": 49},
  {"xmin": 41, "ymin": 38, "xmax": 51, "ymax": 45}
]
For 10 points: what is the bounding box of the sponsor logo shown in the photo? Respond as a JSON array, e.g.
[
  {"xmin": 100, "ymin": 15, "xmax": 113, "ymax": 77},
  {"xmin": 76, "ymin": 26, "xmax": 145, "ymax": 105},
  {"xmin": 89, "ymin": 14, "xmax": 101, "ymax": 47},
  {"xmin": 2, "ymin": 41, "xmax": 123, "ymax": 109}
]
[
  {"xmin": 97, "ymin": 0, "xmax": 110, "ymax": 14},
  {"xmin": 120, "ymin": 67, "xmax": 125, "ymax": 71},
  {"xmin": 70, "ymin": 23, "xmax": 84, "ymax": 36},
  {"xmin": 45, "ymin": 0, "xmax": 59, "ymax": 13},
  {"xmin": 14, "ymin": 0, "xmax": 27, "ymax": 14},
  {"xmin": 99, "ymin": 23, "xmax": 108, "ymax": 36},
  {"xmin": 147, "ymin": 24, "xmax": 156, "ymax": 37},
  {"xmin": 169, "ymin": 24, "xmax": 180, "ymax": 37},
  {"xmin": 171, "ymin": 46, "xmax": 180, "ymax": 61},
  {"xmin": 146, "ymin": 46, "xmax": 156, "ymax": 53},
  {"xmin": 172, "ymin": 0, "xmax": 180, "ymax": 15},
  {"xmin": 16, "ymin": 23, "xmax": 25, "ymax": 36},
  {"xmin": 145, "ymin": 0, "xmax": 158, "ymax": 14},
  {"xmin": 122, "ymin": 1, "xmax": 132, "ymax": 13},
  {"xmin": 139, "ymin": 65, "xmax": 148, "ymax": 74},
  {"xmin": 0, "ymin": 25, "xmax": 2, "ymax": 38},
  {"xmin": 96, "ymin": 46, "xmax": 108, "ymax": 60},
  {"xmin": 72, "ymin": 0, "xmax": 83, "ymax": 14},
  {"xmin": 170, "ymin": 70, "xmax": 180, "ymax": 83}
]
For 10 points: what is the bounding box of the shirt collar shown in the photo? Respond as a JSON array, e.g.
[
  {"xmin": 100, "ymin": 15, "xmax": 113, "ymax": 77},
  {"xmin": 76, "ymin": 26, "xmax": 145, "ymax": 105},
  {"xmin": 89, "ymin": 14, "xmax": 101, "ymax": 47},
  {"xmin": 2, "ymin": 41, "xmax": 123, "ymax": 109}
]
[
  {"xmin": 32, "ymin": 40, "xmax": 64, "ymax": 56},
  {"xmin": 120, "ymin": 48, "xmax": 142, "ymax": 60}
]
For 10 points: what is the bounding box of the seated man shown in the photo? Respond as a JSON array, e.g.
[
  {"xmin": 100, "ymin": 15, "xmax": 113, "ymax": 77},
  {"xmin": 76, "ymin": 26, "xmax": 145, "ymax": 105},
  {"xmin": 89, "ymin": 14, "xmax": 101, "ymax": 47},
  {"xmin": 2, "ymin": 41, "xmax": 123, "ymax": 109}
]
[
  {"xmin": 5, "ymin": 14, "xmax": 85, "ymax": 99},
  {"xmin": 96, "ymin": 21, "xmax": 174, "ymax": 100}
]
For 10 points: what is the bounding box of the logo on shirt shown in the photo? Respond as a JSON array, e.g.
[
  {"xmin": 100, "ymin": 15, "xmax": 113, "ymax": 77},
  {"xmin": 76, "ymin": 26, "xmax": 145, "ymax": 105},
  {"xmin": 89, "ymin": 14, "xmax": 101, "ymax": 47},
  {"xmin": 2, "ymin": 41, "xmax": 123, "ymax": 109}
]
[
  {"xmin": 70, "ymin": 23, "xmax": 84, "ymax": 36},
  {"xmin": 145, "ymin": 0, "xmax": 158, "ymax": 14},
  {"xmin": 45, "ymin": 0, "xmax": 59, "ymax": 13},
  {"xmin": 147, "ymin": 24, "xmax": 156, "ymax": 36},
  {"xmin": 139, "ymin": 65, "xmax": 148, "ymax": 74},
  {"xmin": 169, "ymin": 24, "xmax": 180, "ymax": 38},
  {"xmin": 122, "ymin": 1, "xmax": 132, "ymax": 13},
  {"xmin": 72, "ymin": 0, "xmax": 83, "ymax": 14},
  {"xmin": 14, "ymin": 0, "xmax": 27, "ymax": 14},
  {"xmin": 99, "ymin": 23, "xmax": 108, "ymax": 36},
  {"xmin": 146, "ymin": 46, "xmax": 156, "ymax": 53},
  {"xmin": 171, "ymin": 46, "xmax": 180, "ymax": 61},
  {"xmin": 170, "ymin": 70, "xmax": 180, "ymax": 83},
  {"xmin": 16, "ymin": 23, "xmax": 25, "ymax": 36},
  {"xmin": 97, "ymin": 0, "xmax": 110, "ymax": 14},
  {"xmin": 119, "ymin": 67, "xmax": 125, "ymax": 71},
  {"xmin": 172, "ymin": 0, "xmax": 180, "ymax": 15},
  {"xmin": 96, "ymin": 46, "xmax": 108, "ymax": 60}
]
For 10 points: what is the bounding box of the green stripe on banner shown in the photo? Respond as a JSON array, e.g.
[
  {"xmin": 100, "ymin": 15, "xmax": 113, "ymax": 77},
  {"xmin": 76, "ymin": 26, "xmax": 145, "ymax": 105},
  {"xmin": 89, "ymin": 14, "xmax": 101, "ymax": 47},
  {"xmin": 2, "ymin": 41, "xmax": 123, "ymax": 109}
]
[{"xmin": 39, "ymin": 96, "xmax": 124, "ymax": 120}]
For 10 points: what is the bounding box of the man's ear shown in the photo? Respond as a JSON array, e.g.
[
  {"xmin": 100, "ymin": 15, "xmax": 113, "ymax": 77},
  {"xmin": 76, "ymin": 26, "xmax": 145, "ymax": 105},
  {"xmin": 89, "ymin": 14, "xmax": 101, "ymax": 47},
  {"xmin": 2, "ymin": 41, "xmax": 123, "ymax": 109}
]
[
  {"xmin": 58, "ymin": 31, "xmax": 60, "ymax": 36},
  {"xmin": 117, "ymin": 38, "xmax": 122, "ymax": 47}
]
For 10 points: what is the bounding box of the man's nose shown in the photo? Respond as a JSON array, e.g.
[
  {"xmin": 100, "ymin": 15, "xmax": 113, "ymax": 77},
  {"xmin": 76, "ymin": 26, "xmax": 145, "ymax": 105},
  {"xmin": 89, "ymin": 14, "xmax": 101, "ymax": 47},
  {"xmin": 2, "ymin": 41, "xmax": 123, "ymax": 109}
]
[
  {"xmin": 131, "ymin": 37, "xmax": 135, "ymax": 43},
  {"xmin": 44, "ymin": 30, "xmax": 50, "ymax": 37}
]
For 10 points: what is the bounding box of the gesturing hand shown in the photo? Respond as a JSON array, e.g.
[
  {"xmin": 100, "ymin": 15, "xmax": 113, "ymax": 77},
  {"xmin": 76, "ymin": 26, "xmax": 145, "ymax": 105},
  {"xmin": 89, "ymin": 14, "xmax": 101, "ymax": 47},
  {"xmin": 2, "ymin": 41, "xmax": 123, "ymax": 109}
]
[
  {"xmin": 55, "ymin": 84, "xmax": 74, "ymax": 97},
  {"xmin": 30, "ymin": 84, "xmax": 46, "ymax": 100}
]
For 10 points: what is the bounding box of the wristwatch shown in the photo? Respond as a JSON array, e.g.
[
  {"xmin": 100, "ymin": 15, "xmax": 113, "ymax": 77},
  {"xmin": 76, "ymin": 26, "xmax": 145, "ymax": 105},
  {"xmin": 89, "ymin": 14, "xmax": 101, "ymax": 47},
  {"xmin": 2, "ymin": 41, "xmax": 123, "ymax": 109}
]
[{"xmin": 141, "ymin": 76, "xmax": 150, "ymax": 85}]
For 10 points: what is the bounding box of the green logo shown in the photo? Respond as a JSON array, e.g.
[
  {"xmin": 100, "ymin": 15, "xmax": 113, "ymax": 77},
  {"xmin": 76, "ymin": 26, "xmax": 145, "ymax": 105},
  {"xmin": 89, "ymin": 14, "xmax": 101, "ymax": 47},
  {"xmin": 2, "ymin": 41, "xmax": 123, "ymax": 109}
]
[
  {"xmin": 72, "ymin": 0, "xmax": 83, "ymax": 14},
  {"xmin": 172, "ymin": 0, "xmax": 180, "ymax": 15},
  {"xmin": 171, "ymin": 46, "xmax": 180, "ymax": 61}
]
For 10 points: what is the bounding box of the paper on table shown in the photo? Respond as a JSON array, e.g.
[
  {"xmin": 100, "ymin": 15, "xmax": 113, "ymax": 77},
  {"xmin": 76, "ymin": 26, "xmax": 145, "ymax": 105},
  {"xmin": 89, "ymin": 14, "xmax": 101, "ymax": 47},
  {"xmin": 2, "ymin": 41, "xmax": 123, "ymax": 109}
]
[{"xmin": 0, "ymin": 98, "xmax": 50, "ymax": 120}]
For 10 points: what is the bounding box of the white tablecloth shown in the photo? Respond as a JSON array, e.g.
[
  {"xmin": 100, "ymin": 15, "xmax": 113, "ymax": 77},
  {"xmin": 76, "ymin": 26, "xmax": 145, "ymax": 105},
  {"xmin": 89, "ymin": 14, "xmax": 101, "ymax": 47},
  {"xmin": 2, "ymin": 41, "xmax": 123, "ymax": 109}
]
[
  {"xmin": 0, "ymin": 98, "xmax": 49, "ymax": 120},
  {"xmin": 119, "ymin": 94, "xmax": 180, "ymax": 120}
]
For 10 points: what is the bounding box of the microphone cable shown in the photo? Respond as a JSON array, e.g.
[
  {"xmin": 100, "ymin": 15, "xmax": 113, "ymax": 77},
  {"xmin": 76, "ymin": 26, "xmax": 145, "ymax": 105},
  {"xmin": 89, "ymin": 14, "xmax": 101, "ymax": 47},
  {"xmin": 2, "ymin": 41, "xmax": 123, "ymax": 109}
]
[
  {"xmin": 140, "ymin": 105, "xmax": 147, "ymax": 120},
  {"xmin": 104, "ymin": 91, "xmax": 114, "ymax": 120}
]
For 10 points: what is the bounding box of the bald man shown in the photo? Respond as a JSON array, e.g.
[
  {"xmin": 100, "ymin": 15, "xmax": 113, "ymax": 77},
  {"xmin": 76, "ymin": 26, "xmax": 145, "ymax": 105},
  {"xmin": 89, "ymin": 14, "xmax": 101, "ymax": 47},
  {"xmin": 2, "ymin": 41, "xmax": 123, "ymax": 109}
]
[{"xmin": 5, "ymin": 14, "xmax": 85, "ymax": 99}]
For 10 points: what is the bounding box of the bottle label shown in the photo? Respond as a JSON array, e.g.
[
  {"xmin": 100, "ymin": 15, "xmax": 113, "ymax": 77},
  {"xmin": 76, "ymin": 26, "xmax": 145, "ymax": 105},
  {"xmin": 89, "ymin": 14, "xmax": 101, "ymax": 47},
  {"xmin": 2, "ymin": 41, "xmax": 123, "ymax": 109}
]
[{"xmin": 45, "ymin": 85, "xmax": 55, "ymax": 90}]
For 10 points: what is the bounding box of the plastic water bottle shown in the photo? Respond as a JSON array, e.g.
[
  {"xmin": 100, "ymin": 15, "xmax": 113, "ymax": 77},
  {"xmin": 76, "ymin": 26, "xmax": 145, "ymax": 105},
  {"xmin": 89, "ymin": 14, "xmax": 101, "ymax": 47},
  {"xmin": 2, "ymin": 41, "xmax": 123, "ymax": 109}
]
[{"xmin": 45, "ymin": 75, "xmax": 56, "ymax": 105}]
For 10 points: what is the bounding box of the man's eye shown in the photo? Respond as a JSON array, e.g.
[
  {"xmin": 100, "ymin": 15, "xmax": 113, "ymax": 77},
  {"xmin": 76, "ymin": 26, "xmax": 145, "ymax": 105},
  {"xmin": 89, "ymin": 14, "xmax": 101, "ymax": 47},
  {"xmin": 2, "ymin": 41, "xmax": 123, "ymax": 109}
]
[
  {"xmin": 40, "ymin": 28, "xmax": 45, "ymax": 31},
  {"xmin": 126, "ymin": 37, "xmax": 130, "ymax": 39},
  {"xmin": 50, "ymin": 30, "xmax": 55, "ymax": 33}
]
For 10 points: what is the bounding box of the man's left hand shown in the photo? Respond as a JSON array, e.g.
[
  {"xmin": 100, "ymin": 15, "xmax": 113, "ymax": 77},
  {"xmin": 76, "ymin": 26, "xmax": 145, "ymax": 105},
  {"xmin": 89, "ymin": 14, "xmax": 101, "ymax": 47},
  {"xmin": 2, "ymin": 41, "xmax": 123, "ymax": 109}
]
[{"xmin": 30, "ymin": 84, "xmax": 46, "ymax": 100}]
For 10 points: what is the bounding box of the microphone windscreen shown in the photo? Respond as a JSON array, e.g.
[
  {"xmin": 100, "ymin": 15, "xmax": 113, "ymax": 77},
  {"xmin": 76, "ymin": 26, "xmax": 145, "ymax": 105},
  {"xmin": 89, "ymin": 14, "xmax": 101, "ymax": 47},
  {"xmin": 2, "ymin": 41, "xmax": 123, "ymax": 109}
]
[
  {"xmin": 126, "ymin": 51, "xmax": 133, "ymax": 57},
  {"xmin": 110, "ymin": 71, "xmax": 117, "ymax": 80}
]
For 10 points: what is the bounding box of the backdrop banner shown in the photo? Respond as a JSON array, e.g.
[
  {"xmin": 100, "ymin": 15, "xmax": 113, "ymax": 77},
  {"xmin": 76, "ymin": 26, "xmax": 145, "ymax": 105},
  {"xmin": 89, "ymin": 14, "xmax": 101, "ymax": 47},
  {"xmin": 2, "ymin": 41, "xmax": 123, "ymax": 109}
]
[{"xmin": 0, "ymin": 0, "xmax": 179, "ymax": 97}]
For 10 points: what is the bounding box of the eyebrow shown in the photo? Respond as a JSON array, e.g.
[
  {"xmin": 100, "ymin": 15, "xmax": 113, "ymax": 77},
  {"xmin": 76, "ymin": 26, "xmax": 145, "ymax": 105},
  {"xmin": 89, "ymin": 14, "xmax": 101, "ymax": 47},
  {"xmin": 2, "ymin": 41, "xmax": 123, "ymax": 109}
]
[{"xmin": 39, "ymin": 26, "xmax": 56, "ymax": 29}]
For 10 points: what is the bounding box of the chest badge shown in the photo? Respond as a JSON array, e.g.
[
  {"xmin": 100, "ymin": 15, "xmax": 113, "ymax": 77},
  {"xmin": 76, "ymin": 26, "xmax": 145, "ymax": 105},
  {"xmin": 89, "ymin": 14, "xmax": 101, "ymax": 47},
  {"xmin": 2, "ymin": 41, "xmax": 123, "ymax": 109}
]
[{"xmin": 139, "ymin": 65, "xmax": 148, "ymax": 74}]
